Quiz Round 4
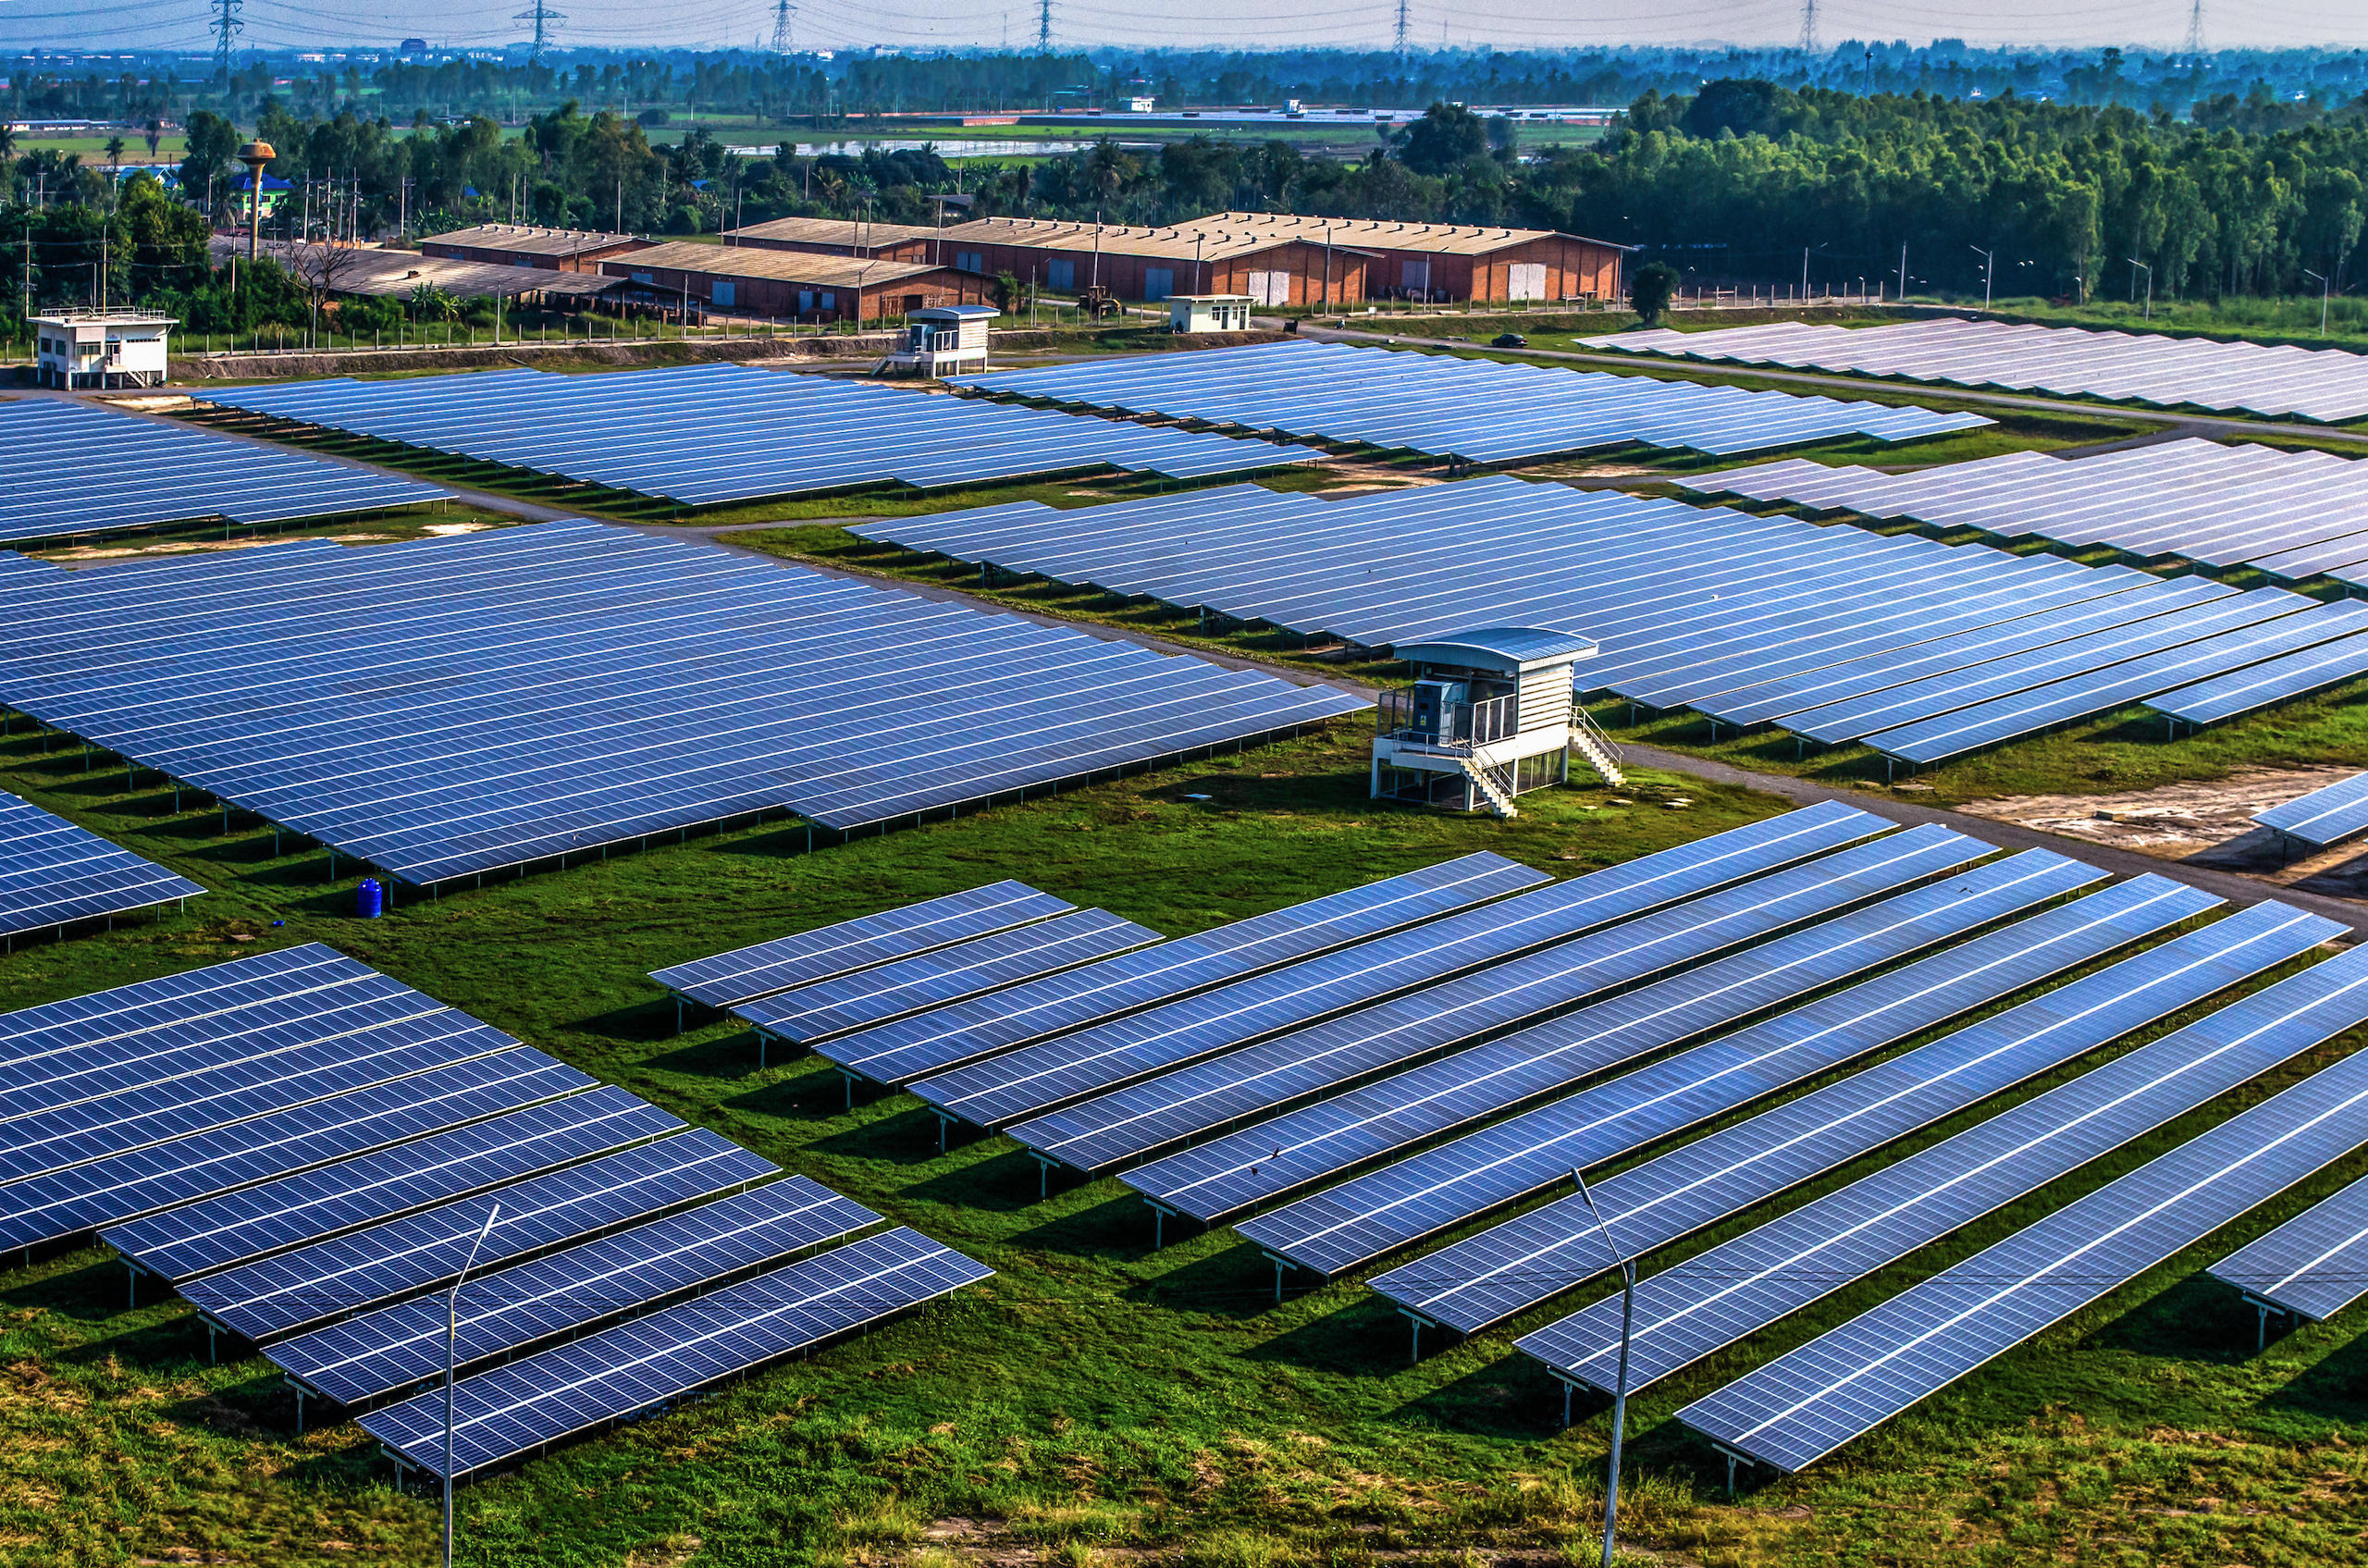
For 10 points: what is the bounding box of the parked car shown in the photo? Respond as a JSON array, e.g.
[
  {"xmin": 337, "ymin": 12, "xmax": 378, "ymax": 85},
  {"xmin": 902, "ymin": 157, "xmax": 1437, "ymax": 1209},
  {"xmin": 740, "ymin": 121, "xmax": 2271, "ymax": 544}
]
[{"xmin": 1491, "ymin": 332, "xmax": 1528, "ymax": 348}]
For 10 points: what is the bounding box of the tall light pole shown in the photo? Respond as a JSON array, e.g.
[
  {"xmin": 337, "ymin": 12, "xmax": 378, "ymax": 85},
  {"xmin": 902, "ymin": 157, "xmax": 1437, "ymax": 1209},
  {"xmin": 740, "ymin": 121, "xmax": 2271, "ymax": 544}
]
[
  {"xmin": 445, "ymin": 1207, "xmax": 500, "ymax": 1568},
  {"xmin": 2126, "ymin": 257, "xmax": 2152, "ymax": 320},
  {"xmin": 1968, "ymin": 243, "xmax": 1993, "ymax": 311},
  {"xmin": 1572, "ymin": 1169, "xmax": 1634, "ymax": 1568},
  {"xmin": 2307, "ymin": 267, "xmax": 2331, "ymax": 337}
]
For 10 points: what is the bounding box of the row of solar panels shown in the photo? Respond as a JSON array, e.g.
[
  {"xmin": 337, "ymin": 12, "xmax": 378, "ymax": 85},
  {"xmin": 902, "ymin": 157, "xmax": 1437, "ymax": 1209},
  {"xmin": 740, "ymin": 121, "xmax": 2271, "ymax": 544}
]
[
  {"xmin": 0, "ymin": 944, "xmax": 990, "ymax": 1481},
  {"xmin": 648, "ymin": 809, "xmax": 2368, "ymax": 1476},
  {"xmin": 2256, "ymin": 771, "xmax": 2368, "ymax": 852},
  {"xmin": 0, "ymin": 518, "xmax": 1366, "ymax": 884},
  {"xmin": 953, "ymin": 339, "xmax": 1989, "ymax": 465},
  {"xmin": 0, "ymin": 788, "xmax": 204, "ymax": 942},
  {"xmin": 1691, "ymin": 438, "xmax": 2368, "ymax": 581},
  {"xmin": 0, "ymin": 399, "xmax": 445, "ymax": 545},
  {"xmin": 195, "ymin": 362, "xmax": 1321, "ymax": 506},
  {"xmin": 1581, "ymin": 315, "xmax": 2368, "ymax": 424},
  {"xmin": 858, "ymin": 475, "xmax": 2362, "ymax": 763}
]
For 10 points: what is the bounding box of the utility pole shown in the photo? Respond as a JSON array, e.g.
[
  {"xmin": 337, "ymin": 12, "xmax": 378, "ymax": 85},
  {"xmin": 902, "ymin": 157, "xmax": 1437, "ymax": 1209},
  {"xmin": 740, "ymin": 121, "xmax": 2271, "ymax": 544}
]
[
  {"xmin": 1036, "ymin": 0, "xmax": 1051, "ymax": 54},
  {"xmin": 1798, "ymin": 0, "xmax": 1817, "ymax": 54},
  {"xmin": 212, "ymin": 0, "xmax": 240, "ymax": 81},
  {"xmin": 770, "ymin": 0, "xmax": 795, "ymax": 56}
]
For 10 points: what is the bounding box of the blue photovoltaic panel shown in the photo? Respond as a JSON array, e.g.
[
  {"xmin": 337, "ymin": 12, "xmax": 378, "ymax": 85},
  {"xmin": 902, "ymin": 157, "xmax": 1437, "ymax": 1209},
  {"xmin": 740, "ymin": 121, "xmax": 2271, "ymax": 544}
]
[
  {"xmin": 2255, "ymin": 772, "xmax": 2368, "ymax": 850},
  {"xmin": 1371, "ymin": 874, "xmax": 2216, "ymax": 1334},
  {"xmin": 649, "ymin": 880, "xmax": 1078, "ymax": 1009},
  {"xmin": 1523, "ymin": 931, "xmax": 2368, "ymax": 1398},
  {"xmin": 101, "ymin": 1086, "xmax": 682, "ymax": 1282},
  {"xmin": 355, "ymin": 1226, "xmax": 993, "ymax": 1478},
  {"xmin": 736, "ymin": 908, "xmax": 1164, "ymax": 1044},
  {"xmin": 0, "ymin": 1050, "xmax": 595, "ymax": 1251},
  {"xmin": 954, "ymin": 340, "xmax": 1987, "ymax": 465},
  {"xmin": 0, "ymin": 522, "xmax": 1368, "ymax": 883},
  {"xmin": 1681, "ymin": 958, "xmax": 2368, "ymax": 1475},
  {"xmin": 269, "ymin": 1176, "xmax": 882, "ymax": 1405},
  {"xmin": 1038, "ymin": 834, "xmax": 2061, "ymax": 1180},
  {"xmin": 2148, "ymin": 632, "xmax": 2368, "ymax": 726},
  {"xmin": 0, "ymin": 789, "xmax": 205, "ymax": 939},
  {"xmin": 0, "ymin": 942, "xmax": 375, "ymax": 1069},
  {"xmin": 918, "ymin": 804, "xmax": 1901, "ymax": 1132},
  {"xmin": 2207, "ymin": 1169, "xmax": 2368, "ymax": 1322},
  {"xmin": 814, "ymin": 849, "xmax": 1556, "ymax": 1088},
  {"xmin": 1364, "ymin": 898, "xmax": 2334, "ymax": 1333},
  {"xmin": 180, "ymin": 1129, "xmax": 780, "ymax": 1341},
  {"xmin": 0, "ymin": 399, "xmax": 444, "ymax": 544},
  {"xmin": 203, "ymin": 363, "xmax": 1317, "ymax": 505}
]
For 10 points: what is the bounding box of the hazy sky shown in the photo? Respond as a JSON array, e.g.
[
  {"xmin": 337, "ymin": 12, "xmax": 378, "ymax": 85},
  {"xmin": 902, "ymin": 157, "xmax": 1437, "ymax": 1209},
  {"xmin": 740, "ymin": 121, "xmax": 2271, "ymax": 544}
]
[{"xmin": 0, "ymin": 0, "xmax": 2345, "ymax": 60}]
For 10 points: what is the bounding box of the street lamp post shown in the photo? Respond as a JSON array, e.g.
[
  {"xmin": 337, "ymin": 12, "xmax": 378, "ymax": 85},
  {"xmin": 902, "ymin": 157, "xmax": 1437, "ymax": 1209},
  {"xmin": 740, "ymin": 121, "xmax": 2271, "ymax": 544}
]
[
  {"xmin": 1968, "ymin": 244, "xmax": 1993, "ymax": 311},
  {"xmin": 1572, "ymin": 1169, "xmax": 1634, "ymax": 1568},
  {"xmin": 2126, "ymin": 257, "xmax": 2152, "ymax": 320},
  {"xmin": 2306, "ymin": 268, "xmax": 2332, "ymax": 336},
  {"xmin": 445, "ymin": 1207, "xmax": 500, "ymax": 1568}
]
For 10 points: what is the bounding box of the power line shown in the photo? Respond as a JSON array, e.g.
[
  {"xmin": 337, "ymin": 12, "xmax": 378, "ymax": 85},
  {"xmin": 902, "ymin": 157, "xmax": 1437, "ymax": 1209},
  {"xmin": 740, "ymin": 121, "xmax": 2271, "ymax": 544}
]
[
  {"xmin": 1393, "ymin": 0, "xmax": 1411, "ymax": 74},
  {"xmin": 1800, "ymin": 0, "xmax": 1818, "ymax": 55},
  {"xmin": 512, "ymin": 0, "xmax": 564, "ymax": 63},
  {"xmin": 211, "ymin": 0, "xmax": 240, "ymax": 79},
  {"xmin": 2186, "ymin": 0, "xmax": 2206, "ymax": 56},
  {"xmin": 1036, "ymin": 0, "xmax": 1051, "ymax": 53},
  {"xmin": 770, "ymin": 0, "xmax": 795, "ymax": 56}
]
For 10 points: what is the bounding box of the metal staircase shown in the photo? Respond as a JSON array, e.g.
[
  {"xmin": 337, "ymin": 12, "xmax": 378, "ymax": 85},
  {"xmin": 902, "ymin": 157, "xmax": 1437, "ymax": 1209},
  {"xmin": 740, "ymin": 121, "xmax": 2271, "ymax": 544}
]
[
  {"xmin": 1569, "ymin": 705, "xmax": 1626, "ymax": 787},
  {"xmin": 1458, "ymin": 755, "xmax": 1522, "ymax": 819}
]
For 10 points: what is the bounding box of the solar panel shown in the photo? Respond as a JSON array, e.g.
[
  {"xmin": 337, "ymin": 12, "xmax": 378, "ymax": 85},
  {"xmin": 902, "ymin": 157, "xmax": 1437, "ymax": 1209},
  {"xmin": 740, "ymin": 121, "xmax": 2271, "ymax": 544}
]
[
  {"xmin": 179, "ymin": 1130, "xmax": 780, "ymax": 1342},
  {"xmin": 2207, "ymin": 1168, "xmax": 2368, "ymax": 1323},
  {"xmin": 1680, "ymin": 953, "xmax": 2368, "ymax": 1475},
  {"xmin": 954, "ymin": 340, "xmax": 1987, "ymax": 466},
  {"xmin": 2254, "ymin": 772, "xmax": 2368, "ymax": 850},
  {"xmin": 649, "ymin": 880, "xmax": 1076, "ymax": 1009},
  {"xmin": 269, "ymin": 1177, "xmax": 881, "ymax": 1405},
  {"xmin": 0, "ymin": 399, "xmax": 444, "ymax": 545},
  {"xmin": 1361, "ymin": 897, "xmax": 2336, "ymax": 1332},
  {"xmin": 0, "ymin": 520, "xmax": 1368, "ymax": 883},
  {"xmin": 1042, "ymin": 831, "xmax": 2051, "ymax": 1184},
  {"xmin": 1521, "ymin": 925, "xmax": 2368, "ymax": 1399},
  {"xmin": 354, "ymin": 1226, "xmax": 993, "ymax": 1478},
  {"xmin": 0, "ymin": 1049, "xmax": 595, "ymax": 1251},
  {"xmin": 2147, "ymin": 632, "xmax": 2368, "ymax": 727},
  {"xmin": 813, "ymin": 849, "xmax": 1555, "ymax": 1089},
  {"xmin": 1363, "ymin": 872, "xmax": 2219, "ymax": 1333},
  {"xmin": 735, "ymin": 908, "xmax": 1163, "ymax": 1045},
  {"xmin": 0, "ymin": 789, "xmax": 205, "ymax": 940},
  {"xmin": 1583, "ymin": 316, "xmax": 2368, "ymax": 425},
  {"xmin": 916, "ymin": 804, "xmax": 1900, "ymax": 1133},
  {"xmin": 100, "ymin": 1086, "xmax": 682, "ymax": 1283},
  {"xmin": 201, "ymin": 362, "xmax": 1317, "ymax": 506},
  {"xmin": 0, "ymin": 941, "xmax": 362, "ymax": 1067}
]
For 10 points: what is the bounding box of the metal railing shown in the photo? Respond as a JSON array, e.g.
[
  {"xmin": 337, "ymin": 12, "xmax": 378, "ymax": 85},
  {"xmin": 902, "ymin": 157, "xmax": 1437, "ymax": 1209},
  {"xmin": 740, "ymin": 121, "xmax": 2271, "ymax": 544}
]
[{"xmin": 1377, "ymin": 689, "xmax": 1519, "ymax": 750}]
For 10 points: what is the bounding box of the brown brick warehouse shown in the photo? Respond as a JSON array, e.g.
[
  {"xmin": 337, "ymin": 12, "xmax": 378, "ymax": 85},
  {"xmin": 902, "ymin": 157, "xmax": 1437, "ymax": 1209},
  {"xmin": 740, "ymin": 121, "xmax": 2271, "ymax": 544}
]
[{"xmin": 598, "ymin": 242, "xmax": 996, "ymax": 324}]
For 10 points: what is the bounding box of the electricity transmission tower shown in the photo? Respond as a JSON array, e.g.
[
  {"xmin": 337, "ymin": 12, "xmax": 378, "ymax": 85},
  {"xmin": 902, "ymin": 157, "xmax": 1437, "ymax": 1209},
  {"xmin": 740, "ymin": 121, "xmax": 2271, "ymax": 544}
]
[
  {"xmin": 513, "ymin": 0, "xmax": 563, "ymax": 63},
  {"xmin": 2185, "ymin": 0, "xmax": 2205, "ymax": 56},
  {"xmin": 1393, "ymin": 0, "xmax": 1410, "ymax": 74},
  {"xmin": 1799, "ymin": 0, "xmax": 1818, "ymax": 55},
  {"xmin": 212, "ymin": 0, "xmax": 240, "ymax": 80},
  {"xmin": 1036, "ymin": 0, "xmax": 1052, "ymax": 54},
  {"xmin": 770, "ymin": 0, "xmax": 795, "ymax": 56}
]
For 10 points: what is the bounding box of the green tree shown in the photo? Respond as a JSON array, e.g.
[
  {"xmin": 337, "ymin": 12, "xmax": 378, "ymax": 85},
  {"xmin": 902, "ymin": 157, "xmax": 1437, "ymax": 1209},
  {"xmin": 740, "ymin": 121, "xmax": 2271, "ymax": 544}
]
[
  {"xmin": 1395, "ymin": 102, "xmax": 1488, "ymax": 177},
  {"xmin": 1629, "ymin": 258, "xmax": 1679, "ymax": 324}
]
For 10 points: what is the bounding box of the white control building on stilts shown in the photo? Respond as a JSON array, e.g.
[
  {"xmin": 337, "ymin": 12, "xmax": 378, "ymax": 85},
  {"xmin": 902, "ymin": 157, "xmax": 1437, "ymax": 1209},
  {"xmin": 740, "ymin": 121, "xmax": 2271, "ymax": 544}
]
[{"xmin": 1370, "ymin": 627, "xmax": 1623, "ymax": 817}]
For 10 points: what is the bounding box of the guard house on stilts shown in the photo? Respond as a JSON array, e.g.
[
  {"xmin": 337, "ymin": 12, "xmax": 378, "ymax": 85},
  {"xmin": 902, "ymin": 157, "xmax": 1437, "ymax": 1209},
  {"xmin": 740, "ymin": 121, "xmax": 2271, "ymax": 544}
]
[{"xmin": 1371, "ymin": 627, "xmax": 1623, "ymax": 817}]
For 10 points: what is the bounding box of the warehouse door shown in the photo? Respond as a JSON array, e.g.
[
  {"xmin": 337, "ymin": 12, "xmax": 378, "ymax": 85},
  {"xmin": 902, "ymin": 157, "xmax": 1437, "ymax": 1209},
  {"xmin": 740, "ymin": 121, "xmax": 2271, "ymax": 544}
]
[
  {"xmin": 1400, "ymin": 259, "xmax": 1431, "ymax": 294},
  {"xmin": 711, "ymin": 280, "xmax": 736, "ymax": 307},
  {"xmin": 1507, "ymin": 263, "xmax": 1546, "ymax": 301},
  {"xmin": 1143, "ymin": 267, "xmax": 1175, "ymax": 301},
  {"xmin": 1247, "ymin": 271, "xmax": 1290, "ymax": 306},
  {"xmin": 1047, "ymin": 258, "xmax": 1075, "ymax": 290}
]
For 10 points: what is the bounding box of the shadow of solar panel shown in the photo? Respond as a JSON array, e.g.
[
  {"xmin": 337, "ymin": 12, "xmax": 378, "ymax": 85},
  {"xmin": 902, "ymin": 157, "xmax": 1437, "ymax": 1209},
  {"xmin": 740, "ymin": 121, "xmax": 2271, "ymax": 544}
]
[
  {"xmin": 0, "ymin": 790, "xmax": 205, "ymax": 939},
  {"xmin": 1524, "ymin": 913, "xmax": 2368, "ymax": 1399},
  {"xmin": 353, "ymin": 1226, "xmax": 993, "ymax": 1478},
  {"xmin": 650, "ymin": 880, "xmax": 1075, "ymax": 1009},
  {"xmin": 1681, "ymin": 945, "xmax": 2368, "ymax": 1475},
  {"xmin": 2207, "ymin": 1167, "xmax": 2368, "ymax": 1323},
  {"xmin": 180, "ymin": 1130, "xmax": 780, "ymax": 1341}
]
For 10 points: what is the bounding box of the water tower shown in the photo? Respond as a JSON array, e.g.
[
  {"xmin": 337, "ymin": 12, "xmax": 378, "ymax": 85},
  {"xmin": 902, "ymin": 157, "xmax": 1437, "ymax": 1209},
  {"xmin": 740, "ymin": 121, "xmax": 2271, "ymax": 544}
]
[{"xmin": 237, "ymin": 141, "xmax": 275, "ymax": 265}]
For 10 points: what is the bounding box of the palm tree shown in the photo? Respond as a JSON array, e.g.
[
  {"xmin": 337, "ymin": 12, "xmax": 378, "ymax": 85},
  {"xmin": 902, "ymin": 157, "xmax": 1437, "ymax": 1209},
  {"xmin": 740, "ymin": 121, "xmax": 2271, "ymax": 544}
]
[
  {"xmin": 142, "ymin": 118, "xmax": 162, "ymax": 159},
  {"xmin": 105, "ymin": 135, "xmax": 125, "ymax": 209},
  {"xmin": 409, "ymin": 282, "xmax": 460, "ymax": 342}
]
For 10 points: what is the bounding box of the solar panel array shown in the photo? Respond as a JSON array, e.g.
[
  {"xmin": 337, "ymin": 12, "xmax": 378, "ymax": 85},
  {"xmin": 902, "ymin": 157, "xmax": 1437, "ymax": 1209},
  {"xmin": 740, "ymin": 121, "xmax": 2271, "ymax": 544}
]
[
  {"xmin": 953, "ymin": 339, "xmax": 1988, "ymax": 463},
  {"xmin": 1582, "ymin": 316, "xmax": 2368, "ymax": 423},
  {"xmin": 2254, "ymin": 772, "xmax": 2368, "ymax": 851},
  {"xmin": 2207, "ymin": 1168, "xmax": 2368, "ymax": 1323},
  {"xmin": 0, "ymin": 400, "xmax": 446, "ymax": 545},
  {"xmin": 0, "ymin": 788, "xmax": 205, "ymax": 940},
  {"xmin": 199, "ymin": 362, "xmax": 1318, "ymax": 506},
  {"xmin": 1520, "ymin": 924, "xmax": 2368, "ymax": 1400},
  {"xmin": 0, "ymin": 519, "xmax": 1365, "ymax": 884},
  {"xmin": 858, "ymin": 475, "xmax": 2344, "ymax": 757},
  {"xmin": 1690, "ymin": 439, "xmax": 2368, "ymax": 575},
  {"xmin": 0, "ymin": 945, "xmax": 989, "ymax": 1479},
  {"xmin": 1679, "ymin": 945, "xmax": 2368, "ymax": 1474}
]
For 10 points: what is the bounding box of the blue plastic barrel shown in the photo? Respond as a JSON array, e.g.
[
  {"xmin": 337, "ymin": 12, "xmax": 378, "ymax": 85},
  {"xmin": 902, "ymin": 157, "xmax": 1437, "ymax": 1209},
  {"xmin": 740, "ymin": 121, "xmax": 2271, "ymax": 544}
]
[{"xmin": 356, "ymin": 878, "xmax": 383, "ymax": 920}]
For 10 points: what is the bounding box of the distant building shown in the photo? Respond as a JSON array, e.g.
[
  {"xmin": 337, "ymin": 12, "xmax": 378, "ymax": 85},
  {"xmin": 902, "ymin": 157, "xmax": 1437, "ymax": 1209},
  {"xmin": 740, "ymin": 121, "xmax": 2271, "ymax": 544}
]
[
  {"xmin": 33, "ymin": 310, "xmax": 175, "ymax": 389},
  {"xmin": 722, "ymin": 216, "xmax": 937, "ymax": 262},
  {"xmin": 1176, "ymin": 214, "xmax": 1629, "ymax": 304},
  {"xmin": 418, "ymin": 224, "xmax": 650, "ymax": 273},
  {"xmin": 880, "ymin": 304, "xmax": 999, "ymax": 376},
  {"xmin": 927, "ymin": 216, "xmax": 1375, "ymax": 307},
  {"xmin": 599, "ymin": 241, "xmax": 994, "ymax": 323},
  {"xmin": 1169, "ymin": 294, "xmax": 1254, "ymax": 332}
]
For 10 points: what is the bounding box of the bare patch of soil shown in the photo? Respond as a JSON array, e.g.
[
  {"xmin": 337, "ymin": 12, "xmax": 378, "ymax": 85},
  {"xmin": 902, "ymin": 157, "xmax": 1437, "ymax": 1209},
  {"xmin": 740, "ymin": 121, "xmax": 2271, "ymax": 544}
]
[{"xmin": 1955, "ymin": 764, "xmax": 2368, "ymax": 898}]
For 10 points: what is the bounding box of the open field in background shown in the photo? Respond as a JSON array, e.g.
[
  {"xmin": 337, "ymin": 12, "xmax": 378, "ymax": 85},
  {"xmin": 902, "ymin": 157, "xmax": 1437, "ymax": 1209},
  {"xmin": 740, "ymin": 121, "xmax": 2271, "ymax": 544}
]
[{"xmin": 6, "ymin": 702, "xmax": 2368, "ymax": 1567}]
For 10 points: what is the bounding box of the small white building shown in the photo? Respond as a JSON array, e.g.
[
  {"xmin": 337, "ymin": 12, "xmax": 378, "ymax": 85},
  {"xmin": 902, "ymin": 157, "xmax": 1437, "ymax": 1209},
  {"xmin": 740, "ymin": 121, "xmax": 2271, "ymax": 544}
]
[
  {"xmin": 1371, "ymin": 627, "xmax": 1624, "ymax": 816},
  {"xmin": 34, "ymin": 310, "xmax": 176, "ymax": 389},
  {"xmin": 1168, "ymin": 293, "xmax": 1255, "ymax": 333},
  {"xmin": 878, "ymin": 303, "xmax": 998, "ymax": 377}
]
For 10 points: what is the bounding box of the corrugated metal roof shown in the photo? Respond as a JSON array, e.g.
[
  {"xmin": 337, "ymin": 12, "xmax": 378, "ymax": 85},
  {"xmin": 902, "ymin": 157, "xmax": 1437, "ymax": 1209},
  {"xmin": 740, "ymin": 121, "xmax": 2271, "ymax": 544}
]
[
  {"xmin": 933, "ymin": 216, "xmax": 1372, "ymax": 263},
  {"xmin": 1398, "ymin": 626, "xmax": 1600, "ymax": 667},
  {"xmin": 1182, "ymin": 212, "xmax": 1630, "ymax": 255},
  {"xmin": 204, "ymin": 237, "xmax": 618, "ymax": 301},
  {"xmin": 420, "ymin": 223, "xmax": 642, "ymax": 257},
  {"xmin": 607, "ymin": 241, "xmax": 952, "ymax": 289},
  {"xmin": 725, "ymin": 216, "xmax": 938, "ymax": 249}
]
